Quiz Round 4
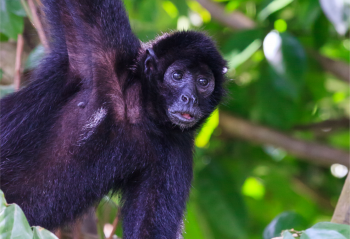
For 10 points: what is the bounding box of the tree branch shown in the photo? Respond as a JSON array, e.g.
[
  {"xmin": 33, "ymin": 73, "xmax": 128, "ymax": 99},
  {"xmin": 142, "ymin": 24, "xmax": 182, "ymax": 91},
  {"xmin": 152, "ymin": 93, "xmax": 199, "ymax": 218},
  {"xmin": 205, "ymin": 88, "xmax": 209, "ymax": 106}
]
[
  {"xmin": 219, "ymin": 112, "xmax": 350, "ymax": 166},
  {"xmin": 196, "ymin": 0, "xmax": 255, "ymax": 29},
  {"xmin": 107, "ymin": 211, "xmax": 120, "ymax": 239},
  {"xmin": 332, "ymin": 173, "xmax": 350, "ymax": 225},
  {"xmin": 294, "ymin": 118, "xmax": 349, "ymax": 132},
  {"xmin": 14, "ymin": 34, "xmax": 24, "ymax": 91},
  {"xmin": 313, "ymin": 53, "xmax": 350, "ymax": 84},
  {"xmin": 28, "ymin": 0, "xmax": 48, "ymax": 49}
]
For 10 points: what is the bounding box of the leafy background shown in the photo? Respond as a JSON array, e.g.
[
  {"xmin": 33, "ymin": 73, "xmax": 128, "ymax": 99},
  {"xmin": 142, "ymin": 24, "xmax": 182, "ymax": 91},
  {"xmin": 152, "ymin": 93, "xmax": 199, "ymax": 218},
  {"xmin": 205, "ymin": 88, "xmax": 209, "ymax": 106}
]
[{"xmin": 0, "ymin": 0, "xmax": 349, "ymax": 238}]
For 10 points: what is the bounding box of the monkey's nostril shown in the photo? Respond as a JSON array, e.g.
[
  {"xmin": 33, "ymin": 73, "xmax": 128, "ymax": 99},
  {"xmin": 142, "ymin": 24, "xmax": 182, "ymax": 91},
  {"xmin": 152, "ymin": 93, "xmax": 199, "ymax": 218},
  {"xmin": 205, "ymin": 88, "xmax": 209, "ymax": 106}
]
[
  {"xmin": 181, "ymin": 95, "xmax": 189, "ymax": 102},
  {"xmin": 193, "ymin": 97, "xmax": 198, "ymax": 104}
]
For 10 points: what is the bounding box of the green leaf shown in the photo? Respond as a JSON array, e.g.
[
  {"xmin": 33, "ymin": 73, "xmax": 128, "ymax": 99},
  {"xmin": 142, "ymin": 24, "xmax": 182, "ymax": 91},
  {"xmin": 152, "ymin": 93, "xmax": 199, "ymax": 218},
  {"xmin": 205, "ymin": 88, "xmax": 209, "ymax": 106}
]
[
  {"xmin": 196, "ymin": 161, "xmax": 247, "ymax": 238},
  {"xmin": 0, "ymin": 0, "xmax": 24, "ymax": 39},
  {"xmin": 222, "ymin": 29, "xmax": 264, "ymax": 70},
  {"xmin": 282, "ymin": 230, "xmax": 296, "ymax": 239},
  {"xmin": 311, "ymin": 222, "xmax": 350, "ymax": 238},
  {"xmin": 0, "ymin": 190, "xmax": 58, "ymax": 239},
  {"xmin": 263, "ymin": 212, "xmax": 306, "ymax": 239},
  {"xmin": 258, "ymin": 0, "xmax": 293, "ymax": 21},
  {"xmin": 183, "ymin": 200, "xmax": 208, "ymax": 239},
  {"xmin": 0, "ymin": 32, "xmax": 9, "ymax": 42},
  {"xmin": 300, "ymin": 228, "xmax": 346, "ymax": 239},
  {"xmin": 33, "ymin": 226, "xmax": 58, "ymax": 239},
  {"xmin": 8, "ymin": 0, "xmax": 26, "ymax": 16},
  {"xmin": 0, "ymin": 204, "xmax": 33, "ymax": 239},
  {"xmin": 0, "ymin": 190, "xmax": 7, "ymax": 208},
  {"xmin": 312, "ymin": 13, "xmax": 329, "ymax": 49},
  {"xmin": 297, "ymin": 0, "xmax": 321, "ymax": 30},
  {"xmin": 253, "ymin": 63, "xmax": 302, "ymax": 129},
  {"xmin": 279, "ymin": 32, "xmax": 306, "ymax": 99},
  {"xmin": 171, "ymin": 0, "xmax": 188, "ymax": 16},
  {"xmin": 96, "ymin": 196, "xmax": 119, "ymax": 238},
  {"xmin": 241, "ymin": 177, "xmax": 265, "ymax": 200},
  {"xmin": 263, "ymin": 31, "xmax": 306, "ymax": 101},
  {"xmin": 195, "ymin": 109, "xmax": 219, "ymax": 148}
]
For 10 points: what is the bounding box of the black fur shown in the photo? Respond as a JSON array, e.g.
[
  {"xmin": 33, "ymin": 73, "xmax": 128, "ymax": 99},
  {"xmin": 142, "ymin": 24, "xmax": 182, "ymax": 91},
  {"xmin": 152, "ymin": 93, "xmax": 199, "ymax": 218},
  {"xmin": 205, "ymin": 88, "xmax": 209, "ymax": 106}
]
[{"xmin": 0, "ymin": 0, "xmax": 226, "ymax": 238}]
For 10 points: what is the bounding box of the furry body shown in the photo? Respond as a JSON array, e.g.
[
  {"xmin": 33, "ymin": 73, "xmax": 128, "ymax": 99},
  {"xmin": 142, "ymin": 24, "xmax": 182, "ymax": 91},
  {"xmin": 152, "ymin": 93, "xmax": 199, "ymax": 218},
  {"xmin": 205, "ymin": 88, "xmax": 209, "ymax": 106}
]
[{"xmin": 0, "ymin": 0, "xmax": 226, "ymax": 237}]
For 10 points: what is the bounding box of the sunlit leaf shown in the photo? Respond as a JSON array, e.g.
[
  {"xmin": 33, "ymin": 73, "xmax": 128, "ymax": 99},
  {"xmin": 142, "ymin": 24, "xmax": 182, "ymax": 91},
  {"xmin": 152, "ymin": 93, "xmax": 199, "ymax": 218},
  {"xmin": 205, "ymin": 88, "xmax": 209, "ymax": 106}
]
[
  {"xmin": 274, "ymin": 19, "xmax": 287, "ymax": 32},
  {"xmin": 258, "ymin": 0, "xmax": 293, "ymax": 21},
  {"xmin": 195, "ymin": 109, "xmax": 219, "ymax": 148},
  {"xmin": 242, "ymin": 177, "xmax": 265, "ymax": 200},
  {"xmin": 227, "ymin": 39, "xmax": 262, "ymax": 70},
  {"xmin": 187, "ymin": 0, "xmax": 211, "ymax": 22},
  {"xmin": 162, "ymin": 1, "xmax": 178, "ymax": 18},
  {"xmin": 0, "ymin": 190, "xmax": 33, "ymax": 239},
  {"xmin": 223, "ymin": 29, "xmax": 264, "ymax": 69}
]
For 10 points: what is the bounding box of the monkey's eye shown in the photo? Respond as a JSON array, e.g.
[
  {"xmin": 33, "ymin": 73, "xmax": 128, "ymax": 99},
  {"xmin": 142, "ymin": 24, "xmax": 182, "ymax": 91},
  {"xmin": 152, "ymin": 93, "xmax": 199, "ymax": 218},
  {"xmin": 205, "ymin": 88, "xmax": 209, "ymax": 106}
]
[
  {"xmin": 173, "ymin": 71, "xmax": 183, "ymax": 80},
  {"xmin": 198, "ymin": 78, "xmax": 209, "ymax": 86}
]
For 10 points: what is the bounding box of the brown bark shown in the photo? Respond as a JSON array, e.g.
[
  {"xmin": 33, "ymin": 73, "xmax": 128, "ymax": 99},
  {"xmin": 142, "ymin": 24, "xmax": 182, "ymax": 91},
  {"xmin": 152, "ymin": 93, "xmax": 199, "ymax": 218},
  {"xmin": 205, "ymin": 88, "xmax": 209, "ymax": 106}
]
[
  {"xmin": 28, "ymin": 0, "xmax": 48, "ymax": 49},
  {"xmin": 332, "ymin": 174, "xmax": 350, "ymax": 225},
  {"xmin": 219, "ymin": 112, "xmax": 350, "ymax": 167},
  {"xmin": 196, "ymin": 0, "xmax": 255, "ymax": 29},
  {"xmin": 14, "ymin": 34, "xmax": 24, "ymax": 91}
]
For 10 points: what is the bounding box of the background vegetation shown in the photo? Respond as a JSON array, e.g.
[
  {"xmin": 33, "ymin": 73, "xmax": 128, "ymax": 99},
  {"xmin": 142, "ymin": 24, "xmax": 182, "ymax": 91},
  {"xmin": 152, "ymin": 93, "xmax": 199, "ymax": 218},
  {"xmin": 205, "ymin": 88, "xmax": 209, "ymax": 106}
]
[{"xmin": 0, "ymin": 0, "xmax": 349, "ymax": 238}]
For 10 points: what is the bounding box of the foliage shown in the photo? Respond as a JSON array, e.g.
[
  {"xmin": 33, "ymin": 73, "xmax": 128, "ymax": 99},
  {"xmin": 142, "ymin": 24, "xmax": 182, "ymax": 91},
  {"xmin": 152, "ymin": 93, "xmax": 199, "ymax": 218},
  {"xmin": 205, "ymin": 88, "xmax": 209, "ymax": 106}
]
[
  {"xmin": 0, "ymin": 190, "xmax": 58, "ymax": 239},
  {"xmin": 280, "ymin": 222, "xmax": 350, "ymax": 239},
  {"xmin": 1, "ymin": 0, "xmax": 349, "ymax": 238},
  {"xmin": 0, "ymin": 0, "xmax": 26, "ymax": 40}
]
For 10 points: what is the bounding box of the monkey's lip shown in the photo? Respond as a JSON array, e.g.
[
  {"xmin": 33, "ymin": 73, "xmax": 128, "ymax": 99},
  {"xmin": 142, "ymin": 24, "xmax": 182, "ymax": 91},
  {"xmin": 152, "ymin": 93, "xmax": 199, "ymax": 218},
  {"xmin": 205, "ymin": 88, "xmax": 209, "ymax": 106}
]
[{"xmin": 171, "ymin": 111, "xmax": 196, "ymax": 122}]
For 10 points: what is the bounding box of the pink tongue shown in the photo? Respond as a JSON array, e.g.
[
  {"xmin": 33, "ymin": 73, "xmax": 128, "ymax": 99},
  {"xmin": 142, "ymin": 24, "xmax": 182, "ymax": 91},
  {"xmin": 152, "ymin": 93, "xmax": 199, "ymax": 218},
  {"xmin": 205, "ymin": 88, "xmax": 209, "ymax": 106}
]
[{"xmin": 182, "ymin": 113, "xmax": 192, "ymax": 119}]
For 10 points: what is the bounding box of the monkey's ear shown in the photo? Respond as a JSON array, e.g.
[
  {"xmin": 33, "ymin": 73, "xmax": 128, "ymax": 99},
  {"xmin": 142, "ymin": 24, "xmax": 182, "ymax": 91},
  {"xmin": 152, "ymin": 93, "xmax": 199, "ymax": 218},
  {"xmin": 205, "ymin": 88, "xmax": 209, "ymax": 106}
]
[{"xmin": 144, "ymin": 48, "xmax": 158, "ymax": 76}]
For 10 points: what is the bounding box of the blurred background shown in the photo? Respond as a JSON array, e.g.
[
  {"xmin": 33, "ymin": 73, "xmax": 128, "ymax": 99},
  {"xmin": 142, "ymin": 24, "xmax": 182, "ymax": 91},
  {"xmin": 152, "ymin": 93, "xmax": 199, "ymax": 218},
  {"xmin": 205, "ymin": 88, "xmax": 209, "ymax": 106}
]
[{"xmin": 0, "ymin": 0, "xmax": 349, "ymax": 238}]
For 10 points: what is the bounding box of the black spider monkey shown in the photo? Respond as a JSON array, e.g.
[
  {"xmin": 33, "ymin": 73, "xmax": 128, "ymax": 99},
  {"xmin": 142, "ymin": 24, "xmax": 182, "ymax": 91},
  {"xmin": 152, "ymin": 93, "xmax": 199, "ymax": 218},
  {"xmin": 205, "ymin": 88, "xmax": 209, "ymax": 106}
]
[{"xmin": 0, "ymin": 0, "xmax": 226, "ymax": 238}]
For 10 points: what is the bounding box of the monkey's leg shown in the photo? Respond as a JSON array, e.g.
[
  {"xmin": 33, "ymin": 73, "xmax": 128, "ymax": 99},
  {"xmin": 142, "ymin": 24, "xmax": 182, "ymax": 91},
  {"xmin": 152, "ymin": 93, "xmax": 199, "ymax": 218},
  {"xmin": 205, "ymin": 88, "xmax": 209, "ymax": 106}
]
[{"xmin": 121, "ymin": 154, "xmax": 192, "ymax": 239}]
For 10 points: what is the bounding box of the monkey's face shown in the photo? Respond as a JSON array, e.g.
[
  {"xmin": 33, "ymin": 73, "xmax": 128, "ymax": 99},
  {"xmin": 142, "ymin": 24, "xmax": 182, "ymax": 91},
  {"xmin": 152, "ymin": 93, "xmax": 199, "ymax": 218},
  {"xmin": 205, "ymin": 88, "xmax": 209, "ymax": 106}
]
[{"xmin": 163, "ymin": 60, "xmax": 215, "ymax": 129}]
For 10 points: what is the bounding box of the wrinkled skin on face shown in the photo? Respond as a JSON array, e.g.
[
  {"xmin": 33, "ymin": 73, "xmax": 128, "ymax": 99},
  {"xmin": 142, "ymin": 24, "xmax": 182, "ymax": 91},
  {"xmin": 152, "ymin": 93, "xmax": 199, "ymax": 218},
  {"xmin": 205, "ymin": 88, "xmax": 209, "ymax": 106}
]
[{"xmin": 163, "ymin": 60, "xmax": 215, "ymax": 129}]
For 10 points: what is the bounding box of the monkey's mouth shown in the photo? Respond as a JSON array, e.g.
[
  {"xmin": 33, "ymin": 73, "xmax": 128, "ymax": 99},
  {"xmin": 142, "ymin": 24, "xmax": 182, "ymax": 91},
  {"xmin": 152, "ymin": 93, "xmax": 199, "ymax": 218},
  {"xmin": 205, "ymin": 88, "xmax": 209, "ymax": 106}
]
[
  {"xmin": 168, "ymin": 110, "xmax": 200, "ymax": 129},
  {"xmin": 179, "ymin": 112, "xmax": 193, "ymax": 120},
  {"xmin": 172, "ymin": 112, "xmax": 196, "ymax": 122}
]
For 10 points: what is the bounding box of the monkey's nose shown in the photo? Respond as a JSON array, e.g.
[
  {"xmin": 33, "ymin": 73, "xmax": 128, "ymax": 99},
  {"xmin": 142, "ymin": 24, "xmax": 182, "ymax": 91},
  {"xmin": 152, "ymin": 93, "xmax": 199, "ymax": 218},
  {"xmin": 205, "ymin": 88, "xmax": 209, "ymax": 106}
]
[
  {"xmin": 181, "ymin": 94, "xmax": 198, "ymax": 105},
  {"xmin": 192, "ymin": 96, "xmax": 198, "ymax": 105}
]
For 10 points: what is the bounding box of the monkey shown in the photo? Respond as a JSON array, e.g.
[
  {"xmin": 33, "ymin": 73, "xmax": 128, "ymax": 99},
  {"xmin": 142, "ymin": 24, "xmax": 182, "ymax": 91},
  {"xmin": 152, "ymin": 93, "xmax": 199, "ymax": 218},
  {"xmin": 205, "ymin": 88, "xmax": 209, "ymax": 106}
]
[{"xmin": 0, "ymin": 0, "xmax": 226, "ymax": 238}]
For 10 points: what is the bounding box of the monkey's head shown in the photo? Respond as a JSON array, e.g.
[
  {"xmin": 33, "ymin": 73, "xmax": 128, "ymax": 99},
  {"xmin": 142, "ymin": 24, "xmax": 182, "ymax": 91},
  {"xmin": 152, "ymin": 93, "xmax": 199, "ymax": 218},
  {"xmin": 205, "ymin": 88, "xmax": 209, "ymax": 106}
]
[{"xmin": 143, "ymin": 31, "xmax": 227, "ymax": 129}]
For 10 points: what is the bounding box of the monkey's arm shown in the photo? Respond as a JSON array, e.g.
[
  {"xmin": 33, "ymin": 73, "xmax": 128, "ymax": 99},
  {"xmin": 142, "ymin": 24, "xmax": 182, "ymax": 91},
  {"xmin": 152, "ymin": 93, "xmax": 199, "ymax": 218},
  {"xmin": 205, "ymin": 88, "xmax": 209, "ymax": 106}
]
[
  {"xmin": 42, "ymin": 0, "xmax": 140, "ymax": 83},
  {"xmin": 121, "ymin": 139, "xmax": 193, "ymax": 239}
]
